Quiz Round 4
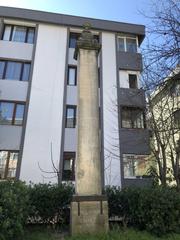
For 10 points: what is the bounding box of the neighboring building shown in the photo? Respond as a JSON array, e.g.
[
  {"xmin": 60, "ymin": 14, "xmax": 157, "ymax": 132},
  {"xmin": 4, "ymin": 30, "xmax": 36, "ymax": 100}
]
[
  {"xmin": 0, "ymin": 7, "xmax": 150, "ymax": 187},
  {"xmin": 149, "ymin": 67, "xmax": 180, "ymax": 185}
]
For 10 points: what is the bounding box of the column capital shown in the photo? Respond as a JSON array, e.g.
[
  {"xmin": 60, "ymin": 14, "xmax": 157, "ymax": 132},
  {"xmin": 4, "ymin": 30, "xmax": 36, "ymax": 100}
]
[{"xmin": 74, "ymin": 23, "xmax": 101, "ymax": 60}]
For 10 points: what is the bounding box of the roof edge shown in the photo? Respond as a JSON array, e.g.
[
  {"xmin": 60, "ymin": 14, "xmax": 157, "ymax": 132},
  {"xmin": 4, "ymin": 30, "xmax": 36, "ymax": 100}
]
[{"xmin": 0, "ymin": 6, "xmax": 145, "ymax": 44}]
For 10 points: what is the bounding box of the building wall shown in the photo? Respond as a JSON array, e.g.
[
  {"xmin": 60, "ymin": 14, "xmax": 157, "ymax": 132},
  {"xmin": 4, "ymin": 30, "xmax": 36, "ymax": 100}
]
[
  {"xmin": 101, "ymin": 32, "xmax": 121, "ymax": 186},
  {"xmin": 0, "ymin": 8, "xmax": 150, "ymax": 187},
  {"xmin": 20, "ymin": 24, "xmax": 67, "ymax": 183}
]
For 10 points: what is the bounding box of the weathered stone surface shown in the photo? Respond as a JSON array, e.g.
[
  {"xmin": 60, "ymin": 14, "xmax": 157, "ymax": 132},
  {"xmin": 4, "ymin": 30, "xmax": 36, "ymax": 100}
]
[
  {"xmin": 71, "ymin": 199, "xmax": 109, "ymax": 235},
  {"xmin": 75, "ymin": 48, "xmax": 102, "ymax": 195},
  {"xmin": 71, "ymin": 25, "xmax": 109, "ymax": 235}
]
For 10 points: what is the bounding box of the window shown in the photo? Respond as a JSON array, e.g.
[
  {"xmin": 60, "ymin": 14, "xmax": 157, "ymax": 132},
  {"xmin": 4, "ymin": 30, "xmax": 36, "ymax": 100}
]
[
  {"xmin": 0, "ymin": 61, "xmax": 30, "ymax": 81},
  {"xmin": 170, "ymin": 83, "xmax": 180, "ymax": 97},
  {"xmin": 129, "ymin": 74, "xmax": 138, "ymax": 89},
  {"xmin": 0, "ymin": 151, "xmax": 18, "ymax": 179},
  {"xmin": 65, "ymin": 106, "xmax": 76, "ymax": 128},
  {"xmin": 62, "ymin": 152, "xmax": 75, "ymax": 181},
  {"xmin": 67, "ymin": 66, "xmax": 77, "ymax": 86},
  {"xmin": 0, "ymin": 101, "xmax": 25, "ymax": 126},
  {"xmin": 69, "ymin": 32, "xmax": 99, "ymax": 48},
  {"xmin": 117, "ymin": 36, "xmax": 137, "ymax": 53},
  {"xmin": 123, "ymin": 154, "xmax": 150, "ymax": 178},
  {"xmin": 2, "ymin": 25, "xmax": 35, "ymax": 43},
  {"xmin": 173, "ymin": 109, "xmax": 180, "ymax": 128},
  {"xmin": 121, "ymin": 107, "xmax": 145, "ymax": 128},
  {"xmin": 69, "ymin": 32, "xmax": 81, "ymax": 48}
]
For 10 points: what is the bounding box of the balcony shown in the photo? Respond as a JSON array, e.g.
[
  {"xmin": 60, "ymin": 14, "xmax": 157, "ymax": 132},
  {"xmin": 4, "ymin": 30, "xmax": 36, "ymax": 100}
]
[
  {"xmin": 0, "ymin": 125, "xmax": 22, "ymax": 150},
  {"xmin": 0, "ymin": 40, "xmax": 33, "ymax": 61},
  {"xmin": 118, "ymin": 88, "xmax": 146, "ymax": 107},
  {"xmin": 119, "ymin": 128, "xmax": 150, "ymax": 155},
  {"xmin": 122, "ymin": 177, "xmax": 153, "ymax": 188},
  {"xmin": 117, "ymin": 51, "xmax": 142, "ymax": 71}
]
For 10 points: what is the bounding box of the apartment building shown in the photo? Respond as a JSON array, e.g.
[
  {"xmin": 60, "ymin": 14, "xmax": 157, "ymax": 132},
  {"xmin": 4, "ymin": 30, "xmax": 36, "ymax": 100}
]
[
  {"xmin": 150, "ymin": 68, "xmax": 180, "ymax": 185},
  {"xmin": 0, "ymin": 7, "xmax": 150, "ymax": 187}
]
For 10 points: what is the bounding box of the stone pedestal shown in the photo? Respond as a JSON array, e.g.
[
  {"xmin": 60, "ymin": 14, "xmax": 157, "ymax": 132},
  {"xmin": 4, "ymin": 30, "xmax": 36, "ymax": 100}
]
[
  {"xmin": 71, "ymin": 196, "xmax": 109, "ymax": 235},
  {"xmin": 71, "ymin": 24, "xmax": 109, "ymax": 235}
]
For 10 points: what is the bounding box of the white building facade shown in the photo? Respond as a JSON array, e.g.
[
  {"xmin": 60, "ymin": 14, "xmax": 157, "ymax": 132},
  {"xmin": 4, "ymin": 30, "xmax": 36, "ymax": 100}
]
[{"xmin": 0, "ymin": 7, "xmax": 150, "ymax": 187}]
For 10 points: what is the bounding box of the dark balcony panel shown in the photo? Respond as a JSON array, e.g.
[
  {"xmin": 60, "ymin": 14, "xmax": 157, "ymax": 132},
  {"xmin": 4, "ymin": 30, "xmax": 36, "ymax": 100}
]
[
  {"xmin": 122, "ymin": 178, "xmax": 153, "ymax": 188},
  {"xmin": 120, "ymin": 129, "xmax": 150, "ymax": 155},
  {"xmin": 117, "ymin": 52, "xmax": 142, "ymax": 71},
  {"xmin": 0, "ymin": 19, "xmax": 3, "ymax": 38},
  {"xmin": 119, "ymin": 88, "xmax": 146, "ymax": 107}
]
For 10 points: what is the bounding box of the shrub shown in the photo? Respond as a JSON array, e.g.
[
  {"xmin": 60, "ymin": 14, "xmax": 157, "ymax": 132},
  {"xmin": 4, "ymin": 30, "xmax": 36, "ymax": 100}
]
[
  {"xmin": 137, "ymin": 187, "xmax": 180, "ymax": 235},
  {"xmin": 0, "ymin": 181, "xmax": 29, "ymax": 240},
  {"xmin": 1, "ymin": 180, "xmax": 179, "ymax": 238},
  {"xmin": 28, "ymin": 183, "xmax": 74, "ymax": 226},
  {"xmin": 105, "ymin": 186, "xmax": 180, "ymax": 235}
]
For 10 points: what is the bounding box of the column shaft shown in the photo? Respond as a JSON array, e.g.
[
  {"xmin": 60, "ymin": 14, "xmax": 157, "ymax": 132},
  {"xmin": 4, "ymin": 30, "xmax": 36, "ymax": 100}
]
[{"xmin": 76, "ymin": 49, "xmax": 101, "ymax": 195}]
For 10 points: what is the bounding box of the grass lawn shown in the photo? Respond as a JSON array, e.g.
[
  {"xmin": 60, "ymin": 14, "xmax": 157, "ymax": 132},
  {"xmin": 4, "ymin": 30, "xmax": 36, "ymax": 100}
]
[{"xmin": 24, "ymin": 227, "xmax": 180, "ymax": 240}]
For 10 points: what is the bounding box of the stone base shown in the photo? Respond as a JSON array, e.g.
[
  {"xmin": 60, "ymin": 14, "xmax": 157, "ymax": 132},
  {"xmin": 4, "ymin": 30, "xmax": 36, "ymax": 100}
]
[{"xmin": 70, "ymin": 195, "xmax": 109, "ymax": 235}]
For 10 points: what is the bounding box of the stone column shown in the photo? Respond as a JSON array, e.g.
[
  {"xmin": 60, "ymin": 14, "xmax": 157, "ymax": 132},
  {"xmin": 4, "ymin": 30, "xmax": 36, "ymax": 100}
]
[
  {"xmin": 75, "ymin": 28, "xmax": 101, "ymax": 196},
  {"xmin": 70, "ymin": 24, "xmax": 109, "ymax": 235}
]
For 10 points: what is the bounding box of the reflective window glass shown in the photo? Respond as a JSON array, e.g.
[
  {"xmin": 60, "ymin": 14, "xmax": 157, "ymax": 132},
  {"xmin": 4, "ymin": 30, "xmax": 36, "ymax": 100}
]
[
  {"xmin": 123, "ymin": 154, "xmax": 150, "ymax": 178},
  {"xmin": 27, "ymin": 28, "xmax": 35, "ymax": 43},
  {"xmin": 69, "ymin": 32, "xmax": 81, "ymax": 48},
  {"xmin": 7, "ymin": 152, "xmax": 18, "ymax": 178},
  {"xmin": 68, "ymin": 67, "xmax": 76, "ymax": 85},
  {"xmin": 118, "ymin": 38, "xmax": 125, "ymax": 51},
  {"xmin": 66, "ymin": 106, "xmax": 76, "ymax": 128},
  {"xmin": 122, "ymin": 107, "xmax": 145, "ymax": 128},
  {"xmin": 5, "ymin": 62, "xmax": 22, "ymax": 80},
  {"xmin": 12, "ymin": 26, "xmax": 26, "ymax": 42},
  {"xmin": 0, "ymin": 102, "xmax": 14, "ymax": 125},
  {"xmin": 0, "ymin": 151, "xmax": 8, "ymax": 179},
  {"xmin": 62, "ymin": 152, "xmax": 75, "ymax": 181},
  {"xmin": 126, "ymin": 38, "xmax": 137, "ymax": 53},
  {"xmin": 3, "ymin": 25, "xmax": 11, "ymax": 41},
  {"xmin": 22, "ymin": 63, "xmax": 30, "ymax": 81},
  {"xmin": 14, "ymin": 104, "xmax": 25, "ymax": 125},
  {"xmin": 129, "ymin": 74, "xmax": 137, "ymax": 88},
  {"xmin": 0, "ymin": 61, "xmax": 5, "ymax": 79}
]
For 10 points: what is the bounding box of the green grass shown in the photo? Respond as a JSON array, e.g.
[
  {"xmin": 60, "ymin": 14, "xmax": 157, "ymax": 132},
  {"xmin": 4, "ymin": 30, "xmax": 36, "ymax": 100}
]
[{"xmin": 24, "ymin": 227, "xmax": 180, "ymax": 240}]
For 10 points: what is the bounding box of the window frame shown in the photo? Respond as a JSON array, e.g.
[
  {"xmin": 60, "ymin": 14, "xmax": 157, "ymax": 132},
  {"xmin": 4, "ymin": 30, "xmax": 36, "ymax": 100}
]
[
  {"xmin": 123, "ymin": 154, "xmax": 150, "ymax": 179},
  {"xmin": 0, "ymin": 60, "xmax": 31, "ymax": 81},
  {"xmin": 0, "ymin": 150, "xmax": 19, "ymax": 179},
  {"xmin": 121, "ymin": 106, "xmax": 146, "ymax": 129},
  {"xmin": 0, "ymin": 100, "xmax": 25, "ymax": 126},
  {"xmin": 173, "ymin": 109, "xmax": 180, "ymax": 128},
  {"xmin": 62, "ymin": 152, "xmax": 75, "ymax": 181},
  {"xmin": 69, "ymin": 32, "xmax": 81, "ymax": 48},
  {"xmin": 67, "ymin": 65, "xmax": 77, "ymax": 86},
  {"xmin": 65, "ymin": 105, "xmax": 76, "ymax": 128},
  {"xmin": 117, "ymin": 36, "xmax": 138, "ymax": 53},
  {"xmin": 2, "ymin": 24, "xmax": 35, "ymax": 44},
  {"xmin": 129, "ymin": 74, "xmax": 138, "ymax": 89}
]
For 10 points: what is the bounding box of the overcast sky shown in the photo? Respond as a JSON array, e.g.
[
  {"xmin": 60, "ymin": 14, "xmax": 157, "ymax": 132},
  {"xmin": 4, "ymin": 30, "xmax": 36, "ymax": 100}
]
[{"xmin": 0, "ymin": 0, "xmax": 152, "ymax": 25}]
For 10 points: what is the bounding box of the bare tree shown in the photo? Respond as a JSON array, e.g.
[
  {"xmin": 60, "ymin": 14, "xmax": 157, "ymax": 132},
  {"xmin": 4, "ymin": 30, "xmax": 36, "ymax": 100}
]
[
  {"xmin": 147, "ymin": 71, "xmax": 180, "ymax": 187},
  {"xmin": 141, "ymin": 0, "xmax": 180, "ymax": 90},
  {"xmin": 139, "ymin": 0, "xmax": 180, "ymax": 187}
]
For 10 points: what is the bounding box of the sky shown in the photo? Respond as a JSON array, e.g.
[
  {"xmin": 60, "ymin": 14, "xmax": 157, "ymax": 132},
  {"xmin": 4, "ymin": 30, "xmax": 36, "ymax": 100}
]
[{"xmin": 0, "ymin": 0, "xmax": 151, "ymax": 26}]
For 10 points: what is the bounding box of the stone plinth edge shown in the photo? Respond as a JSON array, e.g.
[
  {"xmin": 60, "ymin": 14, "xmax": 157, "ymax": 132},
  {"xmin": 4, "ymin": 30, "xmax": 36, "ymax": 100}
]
[
  {"xmin": 72, "ymin": 195, "xmax": 107, "ymax": 202},
  {"xmin": 71, "ymin": 197, "xmax": 109, "ymax": 235}
]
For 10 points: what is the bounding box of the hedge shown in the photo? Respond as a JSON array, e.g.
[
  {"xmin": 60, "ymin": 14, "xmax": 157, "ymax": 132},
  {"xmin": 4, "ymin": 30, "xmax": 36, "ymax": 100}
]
[
  {"xmin": 0, "ymin": 181, "xmax": 180, "ymax": 239},
  {"xmin": 28, "ymin": 182, "xmax": 74, "ymax": 225},
  {"xmin": 0, "ymin": 181, "xmax": 29, "ymax": 240},
  {"xmin": 0, "ymin": 181, "xmax": 73, "ymax": 240},
  {"xmin": 105, "ymin": 186, "xmax": 180, "ymax": 235}
]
